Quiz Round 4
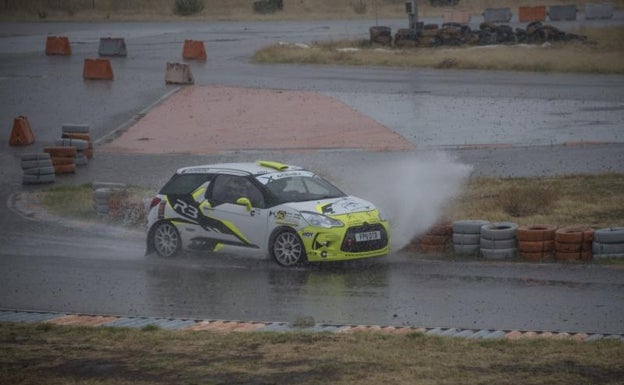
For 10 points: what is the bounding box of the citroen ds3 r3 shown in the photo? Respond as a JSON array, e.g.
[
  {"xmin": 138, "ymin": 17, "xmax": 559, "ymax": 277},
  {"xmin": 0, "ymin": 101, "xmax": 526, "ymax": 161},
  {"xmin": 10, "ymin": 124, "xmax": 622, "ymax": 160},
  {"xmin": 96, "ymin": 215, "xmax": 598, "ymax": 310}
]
[{"xmin": 146, "ymin": 161, "xmax": 390, "ymax": 266}]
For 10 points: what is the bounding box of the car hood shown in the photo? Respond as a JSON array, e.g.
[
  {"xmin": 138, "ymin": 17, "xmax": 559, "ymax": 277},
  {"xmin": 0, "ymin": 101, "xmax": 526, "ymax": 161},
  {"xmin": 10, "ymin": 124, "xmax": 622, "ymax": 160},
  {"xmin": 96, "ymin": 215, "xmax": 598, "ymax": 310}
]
[{"xmin": 286, "ymin": 196, "xmax": 376, "ymax": 216}]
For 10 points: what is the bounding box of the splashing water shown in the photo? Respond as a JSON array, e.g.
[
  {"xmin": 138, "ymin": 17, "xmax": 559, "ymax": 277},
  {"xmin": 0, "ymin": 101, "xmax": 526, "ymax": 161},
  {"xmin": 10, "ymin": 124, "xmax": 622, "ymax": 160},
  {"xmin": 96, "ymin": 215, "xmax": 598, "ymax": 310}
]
[{"xmin": 339, "ymin": 152, "xmax": 472, "ymax": 250}]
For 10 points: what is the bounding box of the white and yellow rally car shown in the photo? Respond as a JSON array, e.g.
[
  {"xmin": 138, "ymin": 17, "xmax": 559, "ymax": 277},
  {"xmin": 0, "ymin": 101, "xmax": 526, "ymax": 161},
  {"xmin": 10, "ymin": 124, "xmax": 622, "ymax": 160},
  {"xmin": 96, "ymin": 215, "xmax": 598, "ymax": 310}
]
[{"xmin": 146, "ymin": 161, "xmax": 390, "ymax": 266}]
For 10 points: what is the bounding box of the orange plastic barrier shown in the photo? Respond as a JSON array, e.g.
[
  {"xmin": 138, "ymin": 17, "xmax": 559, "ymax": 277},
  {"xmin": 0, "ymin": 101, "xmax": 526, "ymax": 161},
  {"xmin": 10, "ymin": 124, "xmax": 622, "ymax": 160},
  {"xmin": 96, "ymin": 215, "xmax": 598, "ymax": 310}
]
[
  {"xmin": 519, "ymin": 6, "xmax": 547, "ymax": 22},
  {"xmin": 83, "ymin": 58, "xmax": 114, "ymax": 80},
  {"xmin": 182, "ymin": 40, "xmax": 207, "ymax": 60},
  {"xmin": 45, "ymin": 36, "xmax": 72, "ymax": 55},
  {"xmin": 9, "ymin": 116, "xmax": 35, "ymax": 146}
]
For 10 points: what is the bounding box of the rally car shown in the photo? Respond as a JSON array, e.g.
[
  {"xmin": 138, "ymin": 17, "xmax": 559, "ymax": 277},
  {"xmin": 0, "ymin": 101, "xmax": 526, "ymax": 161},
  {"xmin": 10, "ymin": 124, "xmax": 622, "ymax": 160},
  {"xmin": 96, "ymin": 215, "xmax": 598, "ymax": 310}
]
[{"xmin": 146, "ymin": 161, "xmax": 390, "ymax": 266}]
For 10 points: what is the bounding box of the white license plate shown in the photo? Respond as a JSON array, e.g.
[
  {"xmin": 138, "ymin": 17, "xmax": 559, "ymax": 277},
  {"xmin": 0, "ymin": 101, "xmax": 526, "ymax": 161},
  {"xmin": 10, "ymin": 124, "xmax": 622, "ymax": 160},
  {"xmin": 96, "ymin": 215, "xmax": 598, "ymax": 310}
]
[{"xmin": 355, "ymin": 231, "xmax": 381, "ymax": 242}]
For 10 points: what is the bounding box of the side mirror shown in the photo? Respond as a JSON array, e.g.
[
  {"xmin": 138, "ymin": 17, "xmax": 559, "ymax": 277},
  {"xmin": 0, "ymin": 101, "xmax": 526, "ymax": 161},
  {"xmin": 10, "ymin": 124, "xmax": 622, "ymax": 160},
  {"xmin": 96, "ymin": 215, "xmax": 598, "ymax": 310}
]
[{"xmin": 236, "ymin": 197, "xmax": 252, "ymax": 212}]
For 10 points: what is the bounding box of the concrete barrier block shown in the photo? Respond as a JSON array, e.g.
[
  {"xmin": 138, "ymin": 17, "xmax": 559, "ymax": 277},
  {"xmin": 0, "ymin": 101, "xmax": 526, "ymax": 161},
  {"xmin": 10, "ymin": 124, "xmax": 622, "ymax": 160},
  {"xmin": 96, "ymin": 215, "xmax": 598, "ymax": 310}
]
[
  {"xmin": 99, "ymin": 37, "xmax": 127, "ymax": 57},
  {"xmin": 519, "ymin": 6, "xmax": 547, "ymax": 22},
  {"xmin": 585, "ymin": 3, "xmax": 614, "ymax": 19},
  {"xmin": 443, "ymin": 10, "xmax": 471, "ymax": 24},
  {"xmin": 165, "ymin": 62, "xmax": 194, "ymax": 85},
  {"xmin": 549, "ymin": 5, "xmax": 577, "ymax": 21},
  {"xmin": 483, "ymin": 8, "xmax": 512, "ymax": 23}
]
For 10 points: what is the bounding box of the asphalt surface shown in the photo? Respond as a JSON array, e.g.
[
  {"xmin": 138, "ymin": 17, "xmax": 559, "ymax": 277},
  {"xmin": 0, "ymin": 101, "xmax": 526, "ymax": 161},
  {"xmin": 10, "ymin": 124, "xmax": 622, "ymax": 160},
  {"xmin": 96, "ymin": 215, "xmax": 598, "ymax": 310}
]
[{"xmin": 0, "ymin": 18, "xmax": 623, "ymax": 334}]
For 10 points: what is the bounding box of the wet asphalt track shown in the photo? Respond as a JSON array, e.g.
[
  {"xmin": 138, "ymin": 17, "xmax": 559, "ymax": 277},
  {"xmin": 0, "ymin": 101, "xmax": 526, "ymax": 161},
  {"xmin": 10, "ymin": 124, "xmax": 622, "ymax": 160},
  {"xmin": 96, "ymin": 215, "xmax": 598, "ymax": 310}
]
[{"xmin": 0, "ymin": 18, "xmax": 623, "ymax": 334}]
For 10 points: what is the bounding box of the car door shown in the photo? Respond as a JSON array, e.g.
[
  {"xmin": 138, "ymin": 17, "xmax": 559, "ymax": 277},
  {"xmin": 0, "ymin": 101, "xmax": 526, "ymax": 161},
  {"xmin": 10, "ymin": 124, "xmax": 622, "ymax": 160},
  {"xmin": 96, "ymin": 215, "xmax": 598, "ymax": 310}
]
[{"xmin": 202, "ymin": 174, "xmax": 269, "ymax": 249}]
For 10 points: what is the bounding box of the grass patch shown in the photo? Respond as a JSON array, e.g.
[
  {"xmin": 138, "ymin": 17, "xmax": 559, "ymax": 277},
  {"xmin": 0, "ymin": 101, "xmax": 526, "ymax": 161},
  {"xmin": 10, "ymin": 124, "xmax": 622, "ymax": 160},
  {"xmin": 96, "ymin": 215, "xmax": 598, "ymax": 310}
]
[
  {"xmin": 253, "ymin": 26, "xmax": 624, "ymax": 74},
  {"xmin": 446, "ymin": 173, "xmax": 624, "ymax": 227},
  {"xmin": 1, "ymin": 322, "xmax": 623, "ymax": 385}
]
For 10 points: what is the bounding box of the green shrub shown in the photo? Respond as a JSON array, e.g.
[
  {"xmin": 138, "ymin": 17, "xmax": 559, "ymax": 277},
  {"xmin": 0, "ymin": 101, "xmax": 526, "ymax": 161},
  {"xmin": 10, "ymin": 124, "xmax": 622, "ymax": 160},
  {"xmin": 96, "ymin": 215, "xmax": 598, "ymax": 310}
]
[{"xmin": 173, "ymin": 0, "xmax": 204, "ymax": 16}]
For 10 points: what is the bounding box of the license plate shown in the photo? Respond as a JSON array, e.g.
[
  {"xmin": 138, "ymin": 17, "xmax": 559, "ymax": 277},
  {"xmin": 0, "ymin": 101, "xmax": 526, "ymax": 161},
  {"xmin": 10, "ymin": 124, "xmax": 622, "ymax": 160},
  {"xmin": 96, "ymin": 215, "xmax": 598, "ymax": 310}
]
[{"xmin": 355, "ymin": 231, "xmax": 381, "ymax": 242}]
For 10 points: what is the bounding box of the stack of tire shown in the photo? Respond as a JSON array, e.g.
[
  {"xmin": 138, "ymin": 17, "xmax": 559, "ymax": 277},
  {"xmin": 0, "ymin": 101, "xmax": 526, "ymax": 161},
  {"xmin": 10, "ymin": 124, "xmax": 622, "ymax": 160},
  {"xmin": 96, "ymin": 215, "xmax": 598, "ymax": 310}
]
[
  {"xmin": 21, "ymin": 153, "xmax": 55, "ymax": 185},
  {"xmin": 418, "ymin": 222, "xmax": 452, "ymax": 254},
  {"xmin": 516, "ymin": 224, "xmax": 557, "ymax": 262},
  {"xmin": 43, "ymin": 146, "xmax": 77, "ymax": 174},
  {"xmin": 480, "ymin": 222, "xmax": 518, "ymax": 260},
  {"xmin": 592, "ymin": 227, "xmax": 624, "ymax": 258},
  {"xmin": 369, "ymin": 26, "xmax": 392, "ymax": 45},
  {"xmin": 93, "ymin": 182, "xmax": 126, "ymax": 216},
  {"xmin": 54, "ymin": 138, "xmax": 89, "ymax": 166},
  {"xmin": 554, "ymin": 226, "xmax": 594, "ymax": 261},
  {"xmin": 62, "ymin": 124, "xmax": 93, "ymax": 160},
  {"xmin": 452, "ymin": 220, "xmax": 490, "ymax": 256}
]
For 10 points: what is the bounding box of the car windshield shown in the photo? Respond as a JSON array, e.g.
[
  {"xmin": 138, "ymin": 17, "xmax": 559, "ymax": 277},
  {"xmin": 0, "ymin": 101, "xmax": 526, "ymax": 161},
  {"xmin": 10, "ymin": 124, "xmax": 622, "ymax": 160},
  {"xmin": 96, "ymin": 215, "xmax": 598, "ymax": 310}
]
[{"xmin": 257, "ymin": 171, "xmax": 346, "ymax": 204}]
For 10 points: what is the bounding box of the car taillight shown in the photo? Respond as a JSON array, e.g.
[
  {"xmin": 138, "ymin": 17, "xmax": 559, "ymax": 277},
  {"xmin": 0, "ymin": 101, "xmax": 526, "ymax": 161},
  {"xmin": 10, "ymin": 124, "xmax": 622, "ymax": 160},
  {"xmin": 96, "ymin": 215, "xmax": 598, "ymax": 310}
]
[{"xmin": 149, "ymin": 197, "xmax": 161, "ymax": 209}]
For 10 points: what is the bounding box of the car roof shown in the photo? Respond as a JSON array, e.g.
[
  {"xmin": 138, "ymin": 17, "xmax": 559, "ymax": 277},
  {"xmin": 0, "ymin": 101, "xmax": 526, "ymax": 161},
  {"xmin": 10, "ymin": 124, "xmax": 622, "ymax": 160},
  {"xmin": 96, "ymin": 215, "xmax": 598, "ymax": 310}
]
[{"xmin": 176, "ymin": 161, "xmax": 304, "ymax": 176}]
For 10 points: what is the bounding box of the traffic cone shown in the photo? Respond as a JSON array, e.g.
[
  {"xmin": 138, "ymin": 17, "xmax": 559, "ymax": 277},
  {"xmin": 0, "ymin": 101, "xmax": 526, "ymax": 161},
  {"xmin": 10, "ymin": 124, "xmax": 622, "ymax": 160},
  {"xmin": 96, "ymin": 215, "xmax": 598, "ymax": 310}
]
[{"xmin": 9, "ymin": 116, "xmax": 35, "ymax": 146}]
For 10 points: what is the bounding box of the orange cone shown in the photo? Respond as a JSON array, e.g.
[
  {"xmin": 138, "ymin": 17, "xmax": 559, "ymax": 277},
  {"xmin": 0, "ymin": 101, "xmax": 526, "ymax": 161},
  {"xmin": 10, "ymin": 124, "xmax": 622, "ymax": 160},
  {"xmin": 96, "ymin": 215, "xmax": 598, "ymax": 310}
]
[
  {"xmin": 83, "ymin": 58, "xmax": 114, "ymax": 80},
  {"xmin": 45, "ymin": 36, "xmax": 72, "ymax": 55},
  {"xmin": 182, "ymin": 40, "xmax": 207, "ymax": 60},
  {"xmin": 9, "ymin": 116, "xmax": 35, "ymax": 146}
]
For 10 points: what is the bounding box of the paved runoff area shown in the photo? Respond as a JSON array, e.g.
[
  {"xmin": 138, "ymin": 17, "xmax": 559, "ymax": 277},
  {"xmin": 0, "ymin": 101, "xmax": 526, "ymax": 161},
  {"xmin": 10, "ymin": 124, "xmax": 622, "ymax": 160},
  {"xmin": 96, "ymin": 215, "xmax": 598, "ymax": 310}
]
[{"xmin": 101, "ymin": 86, "xmax": 414, "ymax": 154}]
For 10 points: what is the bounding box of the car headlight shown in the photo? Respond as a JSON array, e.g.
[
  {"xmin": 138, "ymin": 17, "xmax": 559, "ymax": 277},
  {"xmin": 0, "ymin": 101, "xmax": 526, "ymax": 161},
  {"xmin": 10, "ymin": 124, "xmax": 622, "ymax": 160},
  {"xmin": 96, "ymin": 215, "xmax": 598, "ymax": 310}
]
[
  {"xmin": 377, "ymin": 208, "xmax": 388, "ymax": 222},
  {"xmin": 301, "ymin": 211, "xmax": 343, "ymax": 228}
]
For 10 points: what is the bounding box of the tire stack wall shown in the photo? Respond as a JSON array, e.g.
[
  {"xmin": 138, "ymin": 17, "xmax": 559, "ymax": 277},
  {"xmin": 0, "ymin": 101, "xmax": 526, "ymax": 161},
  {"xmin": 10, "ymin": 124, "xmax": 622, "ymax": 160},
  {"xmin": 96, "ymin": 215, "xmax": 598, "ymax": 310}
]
[
  {"xmin": 452, "ymin": 220, "xmax": 490, "ymax": 256},
  {"xmin": 21, "ymin": 153, "xmax": 55, "ymax": 185},
  {"xmin": 480, "ymin": 222, "xmax": 517, "ymax": 260},
  {"xmin": 516, "ymin": 224, "xmax": 557, "ymax": 262},
  {"xmin": 43, "ymin": 146, "xmax": 77, "ymax": 174},
  {"xmin": 418, "ymin": 222, "xmax": 452, "ymax": 254},
  {"xmin": 62, "ymin": 124, "xmax": 93, "ymax": 160},
  {"xmin": 554, "ymin": 226, "xmax": 594, "ymax": 261},
  {"xmin": 92, "ymin": 182, "xmax": 127, "ymax": 216},
  {"xmin": 592, "ymin": 227, "xmax": 624, "ymax": 258},
  {"xmin": 54, "ymin": 138, "xmax": 89, "ymax": 166}
]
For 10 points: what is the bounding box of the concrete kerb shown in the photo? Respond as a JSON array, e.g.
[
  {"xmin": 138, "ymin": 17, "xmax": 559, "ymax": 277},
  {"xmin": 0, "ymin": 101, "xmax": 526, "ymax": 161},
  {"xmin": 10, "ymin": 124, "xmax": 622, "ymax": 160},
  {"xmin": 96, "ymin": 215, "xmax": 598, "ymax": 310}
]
[{"xmin": 0, "ymin": 309, "xmax": 621, "ymax": 342}]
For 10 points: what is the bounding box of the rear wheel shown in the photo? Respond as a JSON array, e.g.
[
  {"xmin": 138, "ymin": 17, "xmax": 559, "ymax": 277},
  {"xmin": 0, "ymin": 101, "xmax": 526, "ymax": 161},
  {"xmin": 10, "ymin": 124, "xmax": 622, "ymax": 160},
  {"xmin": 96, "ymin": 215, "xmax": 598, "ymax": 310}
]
[
  {"xmin": 271, "ymin": 229, "xmax": 306, "ymax": 267},
  {"xmin": 152, "ymin": 221, "xmax": 181, "ymax": 257}
]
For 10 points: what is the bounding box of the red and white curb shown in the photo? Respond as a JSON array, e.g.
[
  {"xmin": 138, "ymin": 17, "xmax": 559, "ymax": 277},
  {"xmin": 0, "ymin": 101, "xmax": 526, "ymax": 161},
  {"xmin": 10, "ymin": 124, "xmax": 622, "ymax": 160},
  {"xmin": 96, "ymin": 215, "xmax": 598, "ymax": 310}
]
[{"xmin": 1, "ymin": 309, "xmax": 621, "ymax": 342}]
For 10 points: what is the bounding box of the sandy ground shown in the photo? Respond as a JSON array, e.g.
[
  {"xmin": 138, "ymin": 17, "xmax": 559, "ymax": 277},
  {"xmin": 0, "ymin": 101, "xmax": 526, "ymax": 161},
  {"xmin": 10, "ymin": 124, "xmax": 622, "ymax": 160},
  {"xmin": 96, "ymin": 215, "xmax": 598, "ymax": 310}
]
[{"xmin": 102, "ymin": 86, "xmax": 414, "ymax": 154}]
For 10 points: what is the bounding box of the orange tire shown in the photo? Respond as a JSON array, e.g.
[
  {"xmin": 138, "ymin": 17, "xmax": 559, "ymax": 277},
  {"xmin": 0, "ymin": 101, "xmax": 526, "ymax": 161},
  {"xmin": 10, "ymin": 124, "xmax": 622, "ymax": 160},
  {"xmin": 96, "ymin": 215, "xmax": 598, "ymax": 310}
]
[
  {"xmin": 51, "ymin": 156, "xmax": 75, "ymax": 166},
  {"xmin": 555, "ymin": 250, "xmax": 591, "ymax": 262},
  {"xmin": 516, "ymin": 224, "xmax": 557, "ymax": 242},
  {"xmin": 62, "ymin": 132, "xmax": 91, "ymax": 141},
  {"xmin": 555, "ymin": 226, "xmax": 594, "ymax": 244},
  {"xmin": 84, "ymin": 148, "xmax": 94, "ymax": 159},
  {"xmin": 44, "ymin": 146, "xmax": 77, "ymax": 157},
  {"xmin": 518, "ymin": 240, "xmax": 555, "ymax": 253},
  {"xmin": 420, "ymin": 234, "xmax": 449, "ymax": 245},
  {"xmin": 54, "ymin": 163, "xmax": 76, "ymax": 174},
  {"xmin": 555, "ymin": 241, "xmax": 592, "ymax": 253}
]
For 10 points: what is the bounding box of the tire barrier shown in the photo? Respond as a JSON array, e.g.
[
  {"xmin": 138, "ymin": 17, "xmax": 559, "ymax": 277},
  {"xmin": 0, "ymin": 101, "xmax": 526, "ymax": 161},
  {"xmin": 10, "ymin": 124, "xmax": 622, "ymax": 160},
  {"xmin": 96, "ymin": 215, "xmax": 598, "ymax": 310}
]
[
  {"xmin": 93, "ymin": 183, "xmax": 127, "ymax": 216},
  {"xmin": 554, "ymin": 226, "xmax": 594, "ymax": 261},
  {"xmin": 549, "ymin": 5, "xmax": 577, "ymax": 21},
  {"xmin": 62, "ymin": 124, "xmax": 93, "ymax": 159},
  {"xmin": 54, "ymin": 138, "xmax": 89, "ymax": 166},
  {"xmin": 9, "ymin": 116, "xmax": 35, "ymax": 146},
  {"xmin": 182, "ymin": 40, "xmax": 207, "ymax": 61},
  {"xmin": 369, "ymin": 26, "xmax": 392, "ymax": 46},
  {"xmin": 483, "ymin": 7, "xmax": 512, "ymax": 23},
  {"xmin": 99, "ymin": 37, "xmax": 127, "ymax": 57},
  {"xmin": 44, "ymin": 146, "xmax": 76, "ymax": 174},
  {"xmin": 442, "ymin": 10, "xmax": 471, "ymax": 25},
  {"xmin": 452, "ymin": 219, "xmax": 490, "ymax": 256},
  {"xmin": 392, "ymin": 21, "xmax": 583, "ymax": 48},
  {"xmin": 45, "ymin": 36, "xmax": 71, "ymax": 56},
  {"xmin": 519, "ymin": 6, "xmax": 547, "ymax": 22},
  {"xmin": 83, "ymin": 58, "xmax": 114, "ymax": 80},
  {"xmin": 592, "ymin": 227, "xmax": 624, "ymax": 258},
  {"xmin": 585, "ymin": 3, "xmax": 614, "ymax": 20},
  {"xmin": 516, "ymin": 224, "xmax": 557, "ymax": 261},
  {"xmin": 165, "ymin": 62, "xmax": 194, "ymax": 85},
  {"xmin": 480, "ymin": 222, "xmax": 518, "ymax": 260},
  {"xmin": 92, "ymin": 183, "xmax": 147, "ymax": 225},
  {"xmin": 418, "ymin": 222, "xmax": 452, "ymax": 254},
  {"xmin": 21, "ymin": 153, "xmax": 55, "ymax": 185}
]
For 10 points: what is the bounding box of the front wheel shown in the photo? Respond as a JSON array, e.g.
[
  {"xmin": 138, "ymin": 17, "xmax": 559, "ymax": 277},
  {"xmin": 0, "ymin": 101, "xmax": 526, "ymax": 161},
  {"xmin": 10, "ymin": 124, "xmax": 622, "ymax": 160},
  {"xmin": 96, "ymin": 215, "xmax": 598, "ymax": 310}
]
[
  {"xmin": 271, "ymin": 229, "xmax": 306, "ymax": 267},
  {"xmin": 151, "ymin": 221, "xmax": 181, "ymax": 257}
]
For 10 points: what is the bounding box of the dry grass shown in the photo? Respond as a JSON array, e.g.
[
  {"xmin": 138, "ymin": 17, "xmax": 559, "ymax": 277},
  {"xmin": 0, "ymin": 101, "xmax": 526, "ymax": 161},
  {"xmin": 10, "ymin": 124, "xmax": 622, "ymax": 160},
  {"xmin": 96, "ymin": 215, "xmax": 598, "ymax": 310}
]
[
  {"xmin": 3, "ymin": 0, "xmax": 623, "ymax": 20},
  {"xmin": 445, "ymin": 173, "xmax": 624, "ymax": 227},
  {"xmin": 2, "ymin": 322, "xmax": 624, "ymax": 385},
  {"xmin": 253, "ymin": 26, "xmax": 624, "ymax": 74}
]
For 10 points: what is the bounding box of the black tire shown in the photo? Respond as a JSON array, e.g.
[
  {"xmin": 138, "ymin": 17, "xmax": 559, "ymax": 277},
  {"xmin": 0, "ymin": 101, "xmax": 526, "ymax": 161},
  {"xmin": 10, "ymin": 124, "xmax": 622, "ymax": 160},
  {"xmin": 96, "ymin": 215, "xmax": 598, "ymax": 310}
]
[
  {"xmin": 270, "ymin": 229, "xmax": 306, "ymax": 267},
  {"xmin": 480, "ymin": 238, "xmax": 517, "ymax": 250},
  {"xmin": 62, "ymin": 124, "xmax": 90, "ymax": 134},
  {"xmin": 22, "ymin": 173, "xmax": 55, "ymax": 184},
  {"xmin": 453, "ymin": 243, "xmax": 481, "ymax": 255},
  {"xmin": 151, "ymin": 221, "xmax": 182, "ymax": 257},
  {"xmin": 452, "ymin": 220, "xmax": 490, "ymax": 234},
  {"xmin": 54, "ymin": 138, "xmax": 89, "ymax": 150},
  {"xmin": 23, "ymin": 166, "xmax": 55, "ymax": 176},
  {"xmin": 21, "ymin": 159, "xmax": 53, "ymax": 169},
  {"xmin": 481, "ymin": 248, "xmax": 516, "ymax": 260},
  {"xmin": 481, "ymin": 222, "xmax": 518, "ymax": 241},
  {"xmin": 21, "ymin": 153, "xmax": 51, "ymax": 161},
  {"xmin": 593, "ymin": 227, "xmax": 624, "ymax": 244},
  {"xmin": 452, "ymin": 233, "xmax": 481, "ymax": 245},
  {"xmin": 592, "ymin": 242, "xmax": 624, "ymax": 255}
]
